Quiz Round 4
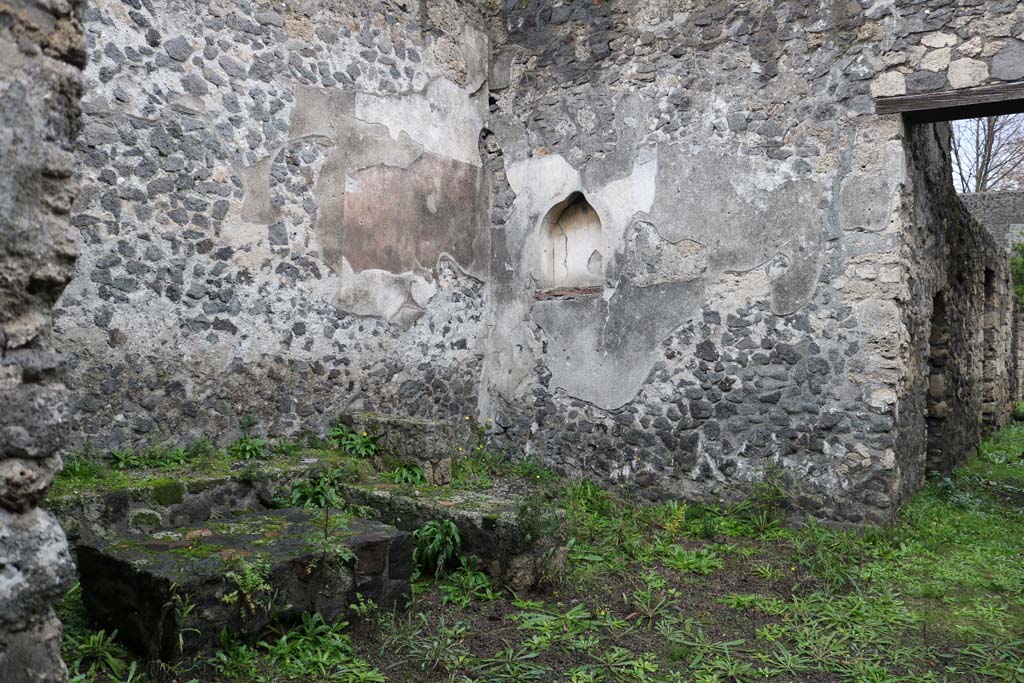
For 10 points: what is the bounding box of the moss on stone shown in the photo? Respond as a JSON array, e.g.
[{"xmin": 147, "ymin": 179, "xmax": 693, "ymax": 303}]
[
  {"xmin": 129, "ymin": 510, "xmax": 162, "ymax": 529},
  {"xmin": 150, "ymin": 480, "xmax": 185, "ymax": 505}
]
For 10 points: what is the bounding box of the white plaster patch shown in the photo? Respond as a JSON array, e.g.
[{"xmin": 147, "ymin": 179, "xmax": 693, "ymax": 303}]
[
  {"xmin": 591, "ymin": 149, "xmax": 658, "ymax": 236},
  {"xmin": 505, "ymin": 153, "xmax": 581, "ymax": 206},
  {"xmin": 354, "ymin": 77, "xmax": 482, "ymax": 166}
]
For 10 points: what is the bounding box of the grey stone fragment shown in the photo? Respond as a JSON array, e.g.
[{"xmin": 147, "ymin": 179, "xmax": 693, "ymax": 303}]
[
  {"xmin": 255, "ymin": 11, "xmax": 284, "ymax": 27},
  {"xmin": 489, "ymin": 48, "xmax": 515, "ymax": 91},
  {"xmin": 268, "ymin": 222, "xmax": 288, "ymax": 245},
  {"xmin": 219, "ymin": 55, "xmax": 248, "ymax": 78},
  {"xmin": 0, "ymin": 507, "xmax": 74, "ymax": 629},
  {"xmin": 181, "ymin": 72, "xmax": 208, "ymax": 95},
  {"xmin": 0, "ymin": 456, "xmax": 60, "ymax": 513},
  {"xmin": 0, "ymin": 387, "xmax": 70, "ymax": 459},
  {"xmin": 0, "ymin": 613, "xmax": 67, "ymax": 683},
  {"xmin": 904, "ymin": 69, "xmax": 947, "ymax": 92},
  {"xmin": 163, "ymin": 36, "xmax": 194, "ymax": 62},
  {"xmin": 991, "ymin": 40, "xmax": 1024, "ymax": 81}
]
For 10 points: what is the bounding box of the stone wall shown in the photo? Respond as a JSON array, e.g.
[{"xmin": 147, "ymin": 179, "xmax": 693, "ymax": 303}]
[
  {"xmin": 960, "ymin": 191, "xmax": 1024, "ymax": 420},
  {"xmin": 0, "ymin": 0, "xmax": 85, "ymax": 678},
  {"xmin": 55, "ymin": 0, "xmax": 1024, "ymax": 526},
  {"xmin": 962, "ymin": 191, "xmax": 1024, "ymax": 252},
  {"xmin": 478, "ymin": 0, "xmax": 1023, "ymax": 524},
  {"xmin": 55, "ymin": 0, "xmax": 492, "ymax": 450},
  {"xmin": 868, "ymin": 0, "xmax": 1024, "ymax": 97},
  {"xmin": 899, "ymin": 123, "xmax": 1015, "ymax": 491}
]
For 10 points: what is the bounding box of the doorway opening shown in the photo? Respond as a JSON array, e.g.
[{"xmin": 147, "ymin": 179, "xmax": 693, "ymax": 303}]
[{"xmin": 926, "ymin": 291, "xmax": 951, "ymax": 473}]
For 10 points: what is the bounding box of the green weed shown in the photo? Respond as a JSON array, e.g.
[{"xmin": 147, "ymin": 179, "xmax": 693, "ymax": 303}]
[
  {"xmin": 413, "ymin": 519, "xmax": 462, "ymax": 578},
  {"xmin": 329, "ymin": 424, "xmax": 380, "ymax": 457}
]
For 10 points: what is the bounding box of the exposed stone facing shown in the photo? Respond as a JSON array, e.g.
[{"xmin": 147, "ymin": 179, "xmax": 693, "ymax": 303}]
[
  {"xmin": 56, "ymin": 0, "xmax": 1023, "ymax": 527},
  {"xmin": 960, "ymin": 190, "xmax": 1024, "ymax": 425},
  {"xmin": 55, "ymin": 0, "xmax": 491, "ymax": 450},
  {"xmin": 962, "ymin": 191, "xmax": 1024, "ymax": 252},
  {"xmin": 898, "ymin": 124, "xmax": 1015, "ymax": 496},
  {"xmin": 0, "ymin": 0, "xmax": 84, "ymax": 677},
  {"xmin": 868, "ymin": 1, "xmax": 1024, "ymax": 96},
  {"xmin": 75, "ymin": 509, "xmax": 411, "ymax": 668},
  {"xmin": 479, "ymin": 0, "xmax": 1022, "ymax": 525}
]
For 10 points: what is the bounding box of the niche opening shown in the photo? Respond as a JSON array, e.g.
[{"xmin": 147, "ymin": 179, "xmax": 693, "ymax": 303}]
[{"xmin": 538, "ymin": 192, "xmax": 604, "ymax": 295}]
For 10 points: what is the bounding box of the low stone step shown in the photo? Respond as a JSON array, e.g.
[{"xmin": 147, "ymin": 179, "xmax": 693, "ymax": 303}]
[
  {"xmin": 347, "ymin": 412, "xmax": 467, "ymax": 485},
  {"xmin": 337, "ymin": 481, "xmax": 568, "ymax": 591},
  {"xmin": 74, "ymin": 508, "xmax": 411, "ymax": 668}
]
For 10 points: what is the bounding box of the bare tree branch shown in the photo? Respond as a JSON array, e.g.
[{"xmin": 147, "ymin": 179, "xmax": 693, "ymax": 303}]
[{"xmin": 953, "ymin": 115, "xmax": 1024, "ymax": 193}]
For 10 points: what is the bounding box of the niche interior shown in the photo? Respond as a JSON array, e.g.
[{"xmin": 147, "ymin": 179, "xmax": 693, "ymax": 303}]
[{"xmin": 538, "ymin": 192, "xmax": 604, "ymax": 294}]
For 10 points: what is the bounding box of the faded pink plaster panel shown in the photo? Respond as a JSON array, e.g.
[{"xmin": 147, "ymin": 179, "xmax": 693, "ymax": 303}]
[{"xmin": 340, "ymin": 152, "xmax": 482, "ymax": 275}]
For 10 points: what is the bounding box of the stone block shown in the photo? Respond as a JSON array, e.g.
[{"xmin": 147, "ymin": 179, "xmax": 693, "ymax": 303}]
[
  {"xmin": 337, "ymin": 481, "xmax": 568, "ymax": 591},
  {"xmin": 0, "ymin": 613, "xmax": 67, "ymax": 683},
  {"xmin": 75, "ymin": 509, "xmax": 411, "ymax": 667},
  {"xmin": 991, "ymin": 40, "xmax": 1024, "ymax": 81},
  {"xmin": 0, "ymin": 456, "xmax": 60, "ymax": 513},
  {"xmin": 348, "ymin": 412, "xmax": 467, "ymax": 485},
  {"xmin": 870, "ymin": 71, "xmax": 906, "ymax": 97},
  {"xmin": 0, "ymin": 508, "xmax": 74, "ymax": 631},
  {"xmin": 947, "ymin": 58, "xmax": 989, "ymax": 89}
]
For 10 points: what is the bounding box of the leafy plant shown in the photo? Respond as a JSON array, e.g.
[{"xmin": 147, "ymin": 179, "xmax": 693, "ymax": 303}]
[
  {"xmin": 663, "ymin": 546, "xmax": 724, "ymax": 575},
  {"xmin": 349, "ymin": 593, "xmax": 379, "ymax": 619},
  {"xmin": 753, "ymin": 563, "xmax": 783, "ymax": 582},
  {"xmin": 389, "ymin": 464, "xmax": 425, "ymax": 485},
  {"xmin": 65, "ymin": 629, "xmax": 130, "ymax": 679},
  {"xmin": 625, "ymin": 583, "xmax": 680, "ymax": 629},
  {"xmin": 513, "ymin": 453, "xmax": 556, "ymax": 486},
  {"xmin": 290, "ymin": 473, "xmax": 344, "ymax": 510},
  {"xmin": 208, "ymin": 629, "xmax": 260, "ymax": 680},
  {"xmin": 61, "ymin": 452, "xmax": 107, "ymax": 481},
  {"xmin": 228, "ymin": 434, "xmax": 267, "ymax": 460},
  {"xmin": 517, "ymin": 491, "xmax": 562, "ymax": 545},
  {"xmin": 386, "ymin": 613, "xmax": 471, "ymax": 674},
  {"xmin": 590, "ymin": 646, "xmax": 660, "ymax": 682},
  {"xmin": 261, "ymin": 613, "xmax": 384, "ymax": 682},
  {"xmin": 329, "ymin": 424, "xmax": 380, "ymax": 457},
  {"xmin": 476, "ymin": 644, "xmax": 549, "ymax": 682},
  {"xmin": 413, "ymin": 519, "xmax": 461, "ymax": 578},
  {"xmin": 440, "ymin": 558, "xmax": 495, "ymax": 607},
  {"xmin": 791, "ymin": 519, "xmax": 863, "ymax": 591},
  {"xmin": 186, "ymin": 436, "xmax": 218, "ymax": 459},
  {"xmin": 288, "ymin": 461, "xmax": 369, "ymax": 509},
  {"xmin": 109, "ymin": 448, "xmax": 143, "ymax": 469},
  {"xmin": 222, "ymin": 556, "xmax": 271, "ymax": 615},
  {"xmin": 301, "ymin": 502, "xmax": 356, "ymax": 573}
]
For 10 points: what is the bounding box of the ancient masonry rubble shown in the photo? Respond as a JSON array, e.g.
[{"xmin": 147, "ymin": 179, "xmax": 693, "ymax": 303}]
[
  {"xmin": 46, "ymin": 0, "xmax": 1024, "ymax": 527},
  {"xmin": 961, "ymin": 190, "xmax": 1024, "ymax": 400},
  {"xmin": 962, "ymin": 191, "xmax": 1024, "ymax": 252},
  {"xmin": 0, "ymin": 0, "xmax": 85, "ymax": 678}
]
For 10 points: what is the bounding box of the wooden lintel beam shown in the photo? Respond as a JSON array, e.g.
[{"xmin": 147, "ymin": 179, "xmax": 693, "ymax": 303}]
[{"xmin": 875, "ymin": 81, "xmax": 1024, "ymax": 123}]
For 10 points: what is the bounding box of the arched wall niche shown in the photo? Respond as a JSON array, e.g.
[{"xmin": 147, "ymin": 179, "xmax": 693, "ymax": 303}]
[{"xmin": 538, "ymin": 192, "xmax": 604, "ymax": 291}]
